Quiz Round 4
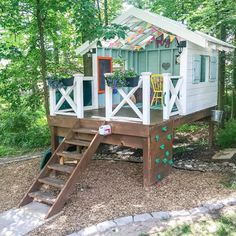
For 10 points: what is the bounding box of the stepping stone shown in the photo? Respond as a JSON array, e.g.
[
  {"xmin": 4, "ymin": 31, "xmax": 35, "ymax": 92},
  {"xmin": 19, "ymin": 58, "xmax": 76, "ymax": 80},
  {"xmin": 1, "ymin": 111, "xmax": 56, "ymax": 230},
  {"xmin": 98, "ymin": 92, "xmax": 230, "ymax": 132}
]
[
  {"xmin": 0, "ymin": 202, "xmax": 48, "ymax": 236},
  {"xmin": 212, "ymin": 148, "xmax": 236, "ymax": 160}
]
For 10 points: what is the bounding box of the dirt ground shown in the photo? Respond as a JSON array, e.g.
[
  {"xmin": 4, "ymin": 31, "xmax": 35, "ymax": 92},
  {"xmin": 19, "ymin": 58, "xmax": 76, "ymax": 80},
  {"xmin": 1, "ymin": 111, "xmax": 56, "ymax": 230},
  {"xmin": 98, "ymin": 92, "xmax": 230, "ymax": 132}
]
[{"xmin": 0, "ymin": 158, "xmax": 235, "ymax": 236}]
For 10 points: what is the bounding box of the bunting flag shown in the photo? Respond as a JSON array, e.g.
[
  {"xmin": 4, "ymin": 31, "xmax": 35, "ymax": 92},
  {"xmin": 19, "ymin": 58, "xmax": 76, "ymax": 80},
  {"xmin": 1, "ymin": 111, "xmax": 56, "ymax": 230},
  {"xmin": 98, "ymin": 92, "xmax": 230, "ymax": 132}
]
[
  {"xmin": 151, "ymin": 26, "xmax": 158, "ymax": 33},
  {"xmin": 109, "ymin": 42, "xmax": 115, "ymax": 48},
  {"xmin": 163, "ymin": 33, "xmax": 169, "ymax": 40},
  {"xmin": 169, "ymin": 35, "xmax": 176, "ymax": 43},
  {"xmin": 126, "ymin": 37, "xmax": 132, "ymax": 43},
  {"xmin": 134, "ymin": 45, "xmax": 142, "ymax": 51},
  {"xmin": 156, "ymin": 31, "xmax": 163, "ymax": 37},
  {"xmin": 137, "ymin": 27, "xmax": 144, "ymax": 34}
]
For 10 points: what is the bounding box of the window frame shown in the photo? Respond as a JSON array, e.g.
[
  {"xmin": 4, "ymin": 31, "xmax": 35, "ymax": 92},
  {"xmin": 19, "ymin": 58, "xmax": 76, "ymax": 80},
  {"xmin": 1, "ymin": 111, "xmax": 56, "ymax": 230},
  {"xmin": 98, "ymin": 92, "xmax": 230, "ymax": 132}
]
[{"xmin": 200, "ymin": 55, "xmax": 210, "ymax": 83}]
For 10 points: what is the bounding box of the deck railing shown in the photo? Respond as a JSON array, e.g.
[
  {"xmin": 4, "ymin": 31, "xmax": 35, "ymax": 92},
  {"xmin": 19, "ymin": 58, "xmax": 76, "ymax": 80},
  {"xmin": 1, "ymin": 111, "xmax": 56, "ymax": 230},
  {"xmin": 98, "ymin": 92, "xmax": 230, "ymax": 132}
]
[
  {"xmin": 49, "ymin": 74, "xmax": 95, "ymax": 118},
  {"xmin": 105, "ymin": 72, "xmax": 151, "ymax": 125},
  {"xmin": 162, "ymin": 73, "xmax": 183, "ymax": 120},
  {"xmin": 105, "ymin": 73, "xmax": 183, "ymax": 124}
]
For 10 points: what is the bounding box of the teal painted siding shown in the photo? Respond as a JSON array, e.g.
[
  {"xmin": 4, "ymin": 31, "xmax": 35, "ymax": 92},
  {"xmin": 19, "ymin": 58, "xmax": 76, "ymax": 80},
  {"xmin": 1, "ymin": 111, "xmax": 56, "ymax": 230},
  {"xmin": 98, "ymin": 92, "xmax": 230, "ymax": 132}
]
[
  {"xmin": 97, "ymin": 39, "xmax": 180, "ymax": 76},
  {"xmin": 96, "ymin": 40, "xmax": 180, "ymax": 107}
]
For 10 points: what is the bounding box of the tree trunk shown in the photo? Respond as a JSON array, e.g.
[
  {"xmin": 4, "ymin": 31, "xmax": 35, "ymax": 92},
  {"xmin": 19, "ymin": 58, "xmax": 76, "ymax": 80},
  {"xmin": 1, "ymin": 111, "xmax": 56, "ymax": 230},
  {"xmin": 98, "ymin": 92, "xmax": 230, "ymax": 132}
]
[
  {"xmin": 231, "ymin": 31, "xmax": 236, "ymax": 119},
  {"xmin": 96, "ymin": 0, "xmax": 102, "ymax": 23},
  {"xmin": 104, "ymin": 0, "xmax": 108, "ymax": 25},
  {"xmin": 36, "ymin": 0, "xmax": 49, "ymax": 116},
  {"xmin": 217, "ymin": 24, "xmax": 226, "ymax": 113}
]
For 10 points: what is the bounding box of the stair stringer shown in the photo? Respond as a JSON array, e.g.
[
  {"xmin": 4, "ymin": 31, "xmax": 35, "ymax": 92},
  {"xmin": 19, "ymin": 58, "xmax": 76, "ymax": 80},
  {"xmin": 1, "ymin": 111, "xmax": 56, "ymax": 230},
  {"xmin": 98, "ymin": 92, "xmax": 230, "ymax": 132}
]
[
  {"xmin": 18, "ymin": 120, "xmax": 80, "ymax": 208},
  {"xmin": 45, "ymin": 131, "xmax": 104, "ymax": 218}
]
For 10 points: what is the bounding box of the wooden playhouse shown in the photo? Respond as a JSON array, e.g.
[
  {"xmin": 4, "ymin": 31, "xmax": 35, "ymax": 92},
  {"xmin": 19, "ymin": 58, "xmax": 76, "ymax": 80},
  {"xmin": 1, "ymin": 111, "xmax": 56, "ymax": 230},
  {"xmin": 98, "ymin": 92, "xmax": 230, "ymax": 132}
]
[{"xmin": 19, "ymin": 7, "xmax": 234, "ymax": 218}]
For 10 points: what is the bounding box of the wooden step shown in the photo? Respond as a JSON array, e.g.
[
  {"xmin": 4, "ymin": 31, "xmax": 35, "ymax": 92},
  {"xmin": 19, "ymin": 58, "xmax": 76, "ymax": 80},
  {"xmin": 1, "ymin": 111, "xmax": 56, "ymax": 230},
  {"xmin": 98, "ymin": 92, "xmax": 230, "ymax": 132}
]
[
  {"xmin": 65, "ymin": 139, "xmax": 90, "ymax": 147},
  {"xmin": 28, "ymin": 191, "xmax": 56, "ymax": 205},
  {"xmin": 47, "ymin": 163, "xmax": 75, "ymax": 174},
  {"xmin": 57, "ymin": 151, "xmax": 82, "ymax": 160},
  {"xmin": 73, "ymin": 128, "xmax": 97, "ymax": 134},
  {"xmin": 38, "ymin": 177, "xmax": 65, "ymax": 189}
]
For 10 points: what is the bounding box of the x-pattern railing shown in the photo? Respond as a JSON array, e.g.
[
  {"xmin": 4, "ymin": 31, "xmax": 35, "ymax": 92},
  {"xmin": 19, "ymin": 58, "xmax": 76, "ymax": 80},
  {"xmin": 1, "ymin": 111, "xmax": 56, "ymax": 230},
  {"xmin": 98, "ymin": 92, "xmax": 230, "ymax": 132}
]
[
  {"xmin": 110, "ymin": 78, "xmax": 143, "ymax": 120},
  {"xmin": 163, "ymin": 74, "xmax": 183, "ymax": 120}
]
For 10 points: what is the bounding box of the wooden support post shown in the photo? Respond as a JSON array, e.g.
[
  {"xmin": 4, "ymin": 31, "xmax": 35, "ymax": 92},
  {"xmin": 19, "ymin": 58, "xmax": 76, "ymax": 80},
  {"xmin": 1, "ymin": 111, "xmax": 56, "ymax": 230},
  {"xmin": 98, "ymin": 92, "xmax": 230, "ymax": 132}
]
[
  {"xmin": 74, "ymin": 74, "xmax": 84, "ymax": 118},
  {"xmin": 142, "ymin": 72, "xmax": 151, "ymax": 125},
  {"xmin": 51, "ymin": 126, "xmax": 59, "ymax": 153},
  {"xmin": 143, "ymin": 121, "xmax": 173, "ymax": 187},
  {"xmin": 105, "ymin": 83, "xmax": 113, "ymax": 120},
  {"xmin": 209, "ymin": 120, "xmax": 214, "ymax": 149}
]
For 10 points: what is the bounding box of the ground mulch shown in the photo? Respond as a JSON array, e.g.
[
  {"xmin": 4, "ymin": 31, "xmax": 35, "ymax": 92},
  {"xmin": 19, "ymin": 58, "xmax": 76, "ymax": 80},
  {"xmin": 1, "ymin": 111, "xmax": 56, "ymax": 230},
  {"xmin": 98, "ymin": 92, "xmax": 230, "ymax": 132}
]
[
  {"xmin": 0, "ymin": 157, "xmax": 234, "ymax": 236},
  {"xmin": 0, "ymin": 158, "xmax": 40, "ymax": 212}
]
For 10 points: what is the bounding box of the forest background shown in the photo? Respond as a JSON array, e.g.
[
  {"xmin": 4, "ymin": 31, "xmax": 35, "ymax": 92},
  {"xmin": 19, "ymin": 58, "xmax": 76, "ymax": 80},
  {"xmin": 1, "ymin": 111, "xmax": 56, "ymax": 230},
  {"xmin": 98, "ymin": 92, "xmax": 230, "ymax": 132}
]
[{"xmin": 0, "ymin": 0, "xmax": 235, "ymax": 156}]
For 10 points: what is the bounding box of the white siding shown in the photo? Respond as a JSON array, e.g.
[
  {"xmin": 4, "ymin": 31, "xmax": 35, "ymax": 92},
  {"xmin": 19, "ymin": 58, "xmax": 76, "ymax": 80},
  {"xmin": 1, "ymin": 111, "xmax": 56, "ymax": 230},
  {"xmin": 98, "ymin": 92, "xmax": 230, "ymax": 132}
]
[{"xmin": 184, "ymin": 42, "xmax": 218, "ymax": 114}]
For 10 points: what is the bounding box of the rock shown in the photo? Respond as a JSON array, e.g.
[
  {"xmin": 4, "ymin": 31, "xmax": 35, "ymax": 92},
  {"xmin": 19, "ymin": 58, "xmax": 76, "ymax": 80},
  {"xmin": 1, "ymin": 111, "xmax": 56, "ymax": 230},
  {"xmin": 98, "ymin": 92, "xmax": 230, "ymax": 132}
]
[
  {"xmin": 77, "ymin": 225, "xmax": 98, "ymax": 236},
  {"xmin": 96, "ymin": 220, "xmax": 117, "ymax": 233},
  {"xmin": 114, "ymin": 216, "xmax": 133, "ymax": 226},
  {"xmin": 202, "ymin": 203, "xmax": 224, "ymax": 211},
  {"xmin": 169, "ymin": 210, "xmax": 190, "ymax": 218},
  {"xmin": 133, "ymin": 213, "xmax": 153, "ymax": 222},
  {"xmin": 189, "ymin": 207, "xmax": 209, "ymax": 215},
  {"xmin": 151, "ymin": 211, "xmax": 170, "ymax": 220},
  {"xmin": 212, "ymin": 148, "xmax": 236, "ymax": 160}
]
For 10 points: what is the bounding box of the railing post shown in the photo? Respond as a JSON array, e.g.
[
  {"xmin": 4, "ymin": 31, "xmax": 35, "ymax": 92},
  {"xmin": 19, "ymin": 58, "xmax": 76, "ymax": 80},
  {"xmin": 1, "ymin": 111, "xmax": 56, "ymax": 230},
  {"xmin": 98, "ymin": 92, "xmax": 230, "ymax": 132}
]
[
  {"xmin": 162, "ymin": 73, "xmax": 171, "ymax": 120},
  {"xmin": 142, "ymin": 72, "xmax": 152, "ymax": 125},
  {"xmin": 49, "ymin": 87, "xmax": 56, "ymax": 116},
  {"xmin": 105, "ymin": 83, "xmax": 113, "ymax": 120},
  {"xmin": 74, "ymin": 74, "xmax": 84, "ymax": 118}
]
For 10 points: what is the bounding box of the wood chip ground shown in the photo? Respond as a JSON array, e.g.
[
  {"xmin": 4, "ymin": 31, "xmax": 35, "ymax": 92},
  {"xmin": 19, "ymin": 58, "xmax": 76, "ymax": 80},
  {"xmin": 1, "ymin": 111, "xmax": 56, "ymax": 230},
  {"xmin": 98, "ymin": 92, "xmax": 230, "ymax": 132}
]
[{"xmin": 0, "ymin": 158, "xmax": 235, "ymax": 236}]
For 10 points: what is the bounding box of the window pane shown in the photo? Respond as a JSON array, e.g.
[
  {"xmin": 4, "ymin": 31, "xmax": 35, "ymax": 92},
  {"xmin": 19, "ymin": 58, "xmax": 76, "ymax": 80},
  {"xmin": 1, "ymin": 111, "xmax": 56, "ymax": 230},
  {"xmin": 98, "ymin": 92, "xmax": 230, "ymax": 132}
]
[{"xmin": 200, "ymin": 56, "xmax": 206, "ymax": 82}]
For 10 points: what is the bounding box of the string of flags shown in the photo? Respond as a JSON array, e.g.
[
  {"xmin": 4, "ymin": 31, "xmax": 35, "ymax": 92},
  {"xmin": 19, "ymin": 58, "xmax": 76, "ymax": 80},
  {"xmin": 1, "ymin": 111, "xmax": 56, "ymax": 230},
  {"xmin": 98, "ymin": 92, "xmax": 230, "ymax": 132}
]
[{"xmin": 107, "ymin": 23, "xmax": 180, "ymax": 51}]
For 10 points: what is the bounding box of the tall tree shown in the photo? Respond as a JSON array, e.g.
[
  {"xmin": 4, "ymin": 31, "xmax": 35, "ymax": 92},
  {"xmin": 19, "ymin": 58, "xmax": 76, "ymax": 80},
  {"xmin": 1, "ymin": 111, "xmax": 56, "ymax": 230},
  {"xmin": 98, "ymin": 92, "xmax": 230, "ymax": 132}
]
[{"xmin": 36, "ymin": 0, "xmax": 49, "ymax": 115}]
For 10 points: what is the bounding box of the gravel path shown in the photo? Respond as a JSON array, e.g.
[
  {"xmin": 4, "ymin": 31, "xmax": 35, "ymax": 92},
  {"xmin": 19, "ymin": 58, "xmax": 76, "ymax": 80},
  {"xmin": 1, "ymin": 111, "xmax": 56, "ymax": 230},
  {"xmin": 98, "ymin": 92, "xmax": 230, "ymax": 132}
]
[{"xmin": 0, "ymin": 154, "xmax": 235, "ymax": 236}]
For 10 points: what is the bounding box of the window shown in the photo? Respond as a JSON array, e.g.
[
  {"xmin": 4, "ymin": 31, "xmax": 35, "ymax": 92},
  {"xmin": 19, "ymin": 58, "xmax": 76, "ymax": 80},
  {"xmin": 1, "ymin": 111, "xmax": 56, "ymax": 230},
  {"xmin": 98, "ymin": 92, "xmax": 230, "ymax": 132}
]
[
  {"xmin": 200, "ymin": 55, "xmax": 209, "ymax": 82},
  {"xmin": 192, "ymin": 55, "xmax": 210, "ymax": 84}
]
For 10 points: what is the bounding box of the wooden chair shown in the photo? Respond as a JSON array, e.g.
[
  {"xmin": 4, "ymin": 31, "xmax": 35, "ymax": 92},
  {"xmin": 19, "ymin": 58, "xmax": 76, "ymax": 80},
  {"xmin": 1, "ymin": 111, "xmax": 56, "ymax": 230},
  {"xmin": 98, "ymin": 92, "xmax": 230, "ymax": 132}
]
[{"xmin": 151, "ymin": 74, "xmax": 164, "ymax": 106}]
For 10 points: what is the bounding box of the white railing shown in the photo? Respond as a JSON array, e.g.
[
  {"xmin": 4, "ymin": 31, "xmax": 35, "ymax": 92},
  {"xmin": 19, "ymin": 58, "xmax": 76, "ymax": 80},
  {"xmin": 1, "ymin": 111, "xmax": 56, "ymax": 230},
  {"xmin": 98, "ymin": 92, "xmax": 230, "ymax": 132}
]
[
  {"xmin": 162, "ymin": 73, "xmax": 183, "ymax": 120},
  {"xmin": 105, "ymin": 72, "xmax": 151, "ymax": 125},
  {"xmin": 49, "ymin": 74, "xmax": 95, "ymax": 118}
]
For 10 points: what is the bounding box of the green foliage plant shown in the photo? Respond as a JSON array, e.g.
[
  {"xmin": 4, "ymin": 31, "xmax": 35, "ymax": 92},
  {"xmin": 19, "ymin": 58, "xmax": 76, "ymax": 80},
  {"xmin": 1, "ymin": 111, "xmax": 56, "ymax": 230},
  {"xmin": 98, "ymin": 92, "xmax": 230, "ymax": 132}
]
[
  {"xmin": 124, "ymin": 69, "xmax": 138, "ymax": 78},
  {"xmin": 217, "ymin": 119, "xmax": 236, "ymax": 148},
  {"xmin": 0, "ymin": 108, "xmax": 50, "ymax": 149},
  {"xmin": 105, "ymin": 70, "xmax": 127, "ymax": 88}
]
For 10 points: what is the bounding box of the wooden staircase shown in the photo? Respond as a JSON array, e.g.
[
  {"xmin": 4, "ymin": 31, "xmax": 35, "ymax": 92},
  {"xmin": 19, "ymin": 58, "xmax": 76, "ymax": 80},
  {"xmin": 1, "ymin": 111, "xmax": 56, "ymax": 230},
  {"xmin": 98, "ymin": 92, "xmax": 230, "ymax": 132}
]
[{"xmin": 18, "ymin": 121, "xmax": 104, "ymax": 218}]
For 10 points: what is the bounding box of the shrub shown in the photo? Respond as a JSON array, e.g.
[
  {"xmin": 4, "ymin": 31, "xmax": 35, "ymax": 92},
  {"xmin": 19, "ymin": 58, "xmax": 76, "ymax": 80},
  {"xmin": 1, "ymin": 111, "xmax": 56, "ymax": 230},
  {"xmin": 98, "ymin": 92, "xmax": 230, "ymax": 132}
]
[
  {"xmin": 0, "ymin": 108, "xmax": 50, "ymax": 149},
  {"xmin": 217, "ymin": 119, "xmax": 236, "ymax": 148}
]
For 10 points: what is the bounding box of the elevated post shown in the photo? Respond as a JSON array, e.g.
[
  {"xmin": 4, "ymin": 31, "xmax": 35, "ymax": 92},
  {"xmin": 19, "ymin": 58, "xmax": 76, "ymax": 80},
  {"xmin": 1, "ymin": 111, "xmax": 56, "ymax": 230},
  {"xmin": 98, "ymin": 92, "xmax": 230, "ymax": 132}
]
[
  {"xmin": 74, "ymin": 74, "xmax": 84, "ymax": 118},
  {"xmin": 105, "ymin": 83, "xmax": 113, "ymax": 120},
  {"xmin": 162, "ymin": 73, "xmax": 171, "ymax": 120},
  {"xmin": 49, "ymin": 86, "xmax": 56, "ymax": 116},
  {"xmin": 142, "ymin": 72, "xmax": 152, "ymax": 125}
]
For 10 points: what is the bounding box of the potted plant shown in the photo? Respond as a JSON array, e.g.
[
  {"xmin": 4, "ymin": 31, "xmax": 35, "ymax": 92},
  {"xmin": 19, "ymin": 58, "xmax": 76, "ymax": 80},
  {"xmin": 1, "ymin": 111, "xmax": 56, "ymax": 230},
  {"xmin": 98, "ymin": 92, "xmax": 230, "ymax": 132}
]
[
  {"xmin": 124, "ymin": 69, "xmax": 139, "ymax": 87},
  {"xmin": 105, "ymin": 70, "xmax": 127, "ymax": 93},
  {"xmin": 47, "ymin": 64, "xmax": 77, "ymax": 88}
]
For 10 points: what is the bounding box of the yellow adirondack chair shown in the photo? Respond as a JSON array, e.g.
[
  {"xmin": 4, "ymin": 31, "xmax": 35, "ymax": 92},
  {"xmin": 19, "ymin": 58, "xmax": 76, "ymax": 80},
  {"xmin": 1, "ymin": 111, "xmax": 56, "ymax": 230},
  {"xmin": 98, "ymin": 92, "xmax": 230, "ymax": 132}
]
[{"xmin": 151, "ymin": 74, "xmax": 164, "ymax": 106}]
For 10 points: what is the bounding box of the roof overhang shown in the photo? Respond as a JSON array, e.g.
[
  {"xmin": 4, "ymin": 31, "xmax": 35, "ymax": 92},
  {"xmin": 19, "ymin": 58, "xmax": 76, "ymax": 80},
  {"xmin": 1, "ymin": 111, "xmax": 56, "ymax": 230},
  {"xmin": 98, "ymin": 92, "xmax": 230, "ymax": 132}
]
[{"xmin": 76, "ymin": 7, "xmax": 234, "ymax": 56}]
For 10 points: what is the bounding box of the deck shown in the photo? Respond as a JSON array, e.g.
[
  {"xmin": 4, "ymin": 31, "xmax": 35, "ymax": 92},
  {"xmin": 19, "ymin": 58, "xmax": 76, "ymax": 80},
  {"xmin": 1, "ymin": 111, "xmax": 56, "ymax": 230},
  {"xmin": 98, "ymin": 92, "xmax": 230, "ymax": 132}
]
[{"xmin": 84, "ymin": 107, "xmax": 163, "ymax": 125}]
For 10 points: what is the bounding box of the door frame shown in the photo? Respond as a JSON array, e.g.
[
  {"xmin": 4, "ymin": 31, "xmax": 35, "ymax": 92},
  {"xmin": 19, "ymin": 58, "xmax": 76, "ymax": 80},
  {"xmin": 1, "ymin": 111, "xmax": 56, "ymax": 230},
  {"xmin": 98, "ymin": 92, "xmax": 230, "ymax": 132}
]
[{"xmin": 97, "ymin": 56, "xmax": 112, "ymax": 94}]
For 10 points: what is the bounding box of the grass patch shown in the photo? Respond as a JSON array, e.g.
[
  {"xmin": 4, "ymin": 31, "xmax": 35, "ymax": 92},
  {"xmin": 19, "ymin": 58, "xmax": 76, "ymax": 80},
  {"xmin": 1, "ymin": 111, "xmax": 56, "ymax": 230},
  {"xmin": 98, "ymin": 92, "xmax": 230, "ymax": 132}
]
[
  {"xmin": 216, "ymin": 215, "xmax": 236, "ymax": 236},
  {"xmin": 155, "ymin": 214, "xmax": 236, "ymax": 236},
  {"xmin": 0, "ymin": 144, "xmax": 44, "ymax": 158},
  {"xmin": 221, "ymin": 175, "xmax": 236, "ymax": 189},
  {"xmin": 176, "ymin": 123, "xmax": 207, "ymax": 133}
]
